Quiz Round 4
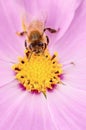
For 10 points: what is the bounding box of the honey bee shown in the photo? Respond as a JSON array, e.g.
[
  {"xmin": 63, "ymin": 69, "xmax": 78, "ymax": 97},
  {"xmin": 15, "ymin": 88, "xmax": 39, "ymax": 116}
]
[{"xmin": 17, "ymin": 18, "xmax": 60, "ymax": 59}]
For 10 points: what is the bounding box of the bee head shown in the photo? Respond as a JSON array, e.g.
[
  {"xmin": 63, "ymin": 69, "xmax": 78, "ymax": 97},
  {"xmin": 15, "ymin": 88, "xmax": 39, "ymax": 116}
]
[{"xmin": 29, "ymin": 42, "xmax": 44, "ymax": 53}]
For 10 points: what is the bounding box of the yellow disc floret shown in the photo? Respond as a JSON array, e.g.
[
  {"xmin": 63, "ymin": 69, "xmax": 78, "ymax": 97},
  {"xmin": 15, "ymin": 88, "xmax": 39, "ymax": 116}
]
[{"xmin": 12, "ymin": 50, "xmax": 62, "ymax": 95}]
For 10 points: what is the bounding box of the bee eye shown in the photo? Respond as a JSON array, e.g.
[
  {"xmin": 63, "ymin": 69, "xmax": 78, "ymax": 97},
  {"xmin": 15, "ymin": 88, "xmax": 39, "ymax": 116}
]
[{"xmin": 38, "ymin": 42, "xmax": 43, "ymax": 46}]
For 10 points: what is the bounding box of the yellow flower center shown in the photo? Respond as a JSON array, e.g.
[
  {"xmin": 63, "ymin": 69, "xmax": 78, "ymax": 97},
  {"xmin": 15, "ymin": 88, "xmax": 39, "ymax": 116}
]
[{"xmin": 12, "ymin": 49, "xmax": 62, "ymax": 96}]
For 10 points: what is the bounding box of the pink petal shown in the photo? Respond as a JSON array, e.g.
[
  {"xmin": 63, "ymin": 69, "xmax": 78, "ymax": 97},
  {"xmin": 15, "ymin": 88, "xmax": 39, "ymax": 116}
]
[
  {"xmin": 47, "ymin": 86, "xmax": 86, "ymax": 130},
  {"xmin": 0, "ymin": 58, "xmax": 14, "ymax": 86},
  {"xmin": 0, "ymin": 83, "xmax": 86, "ymax": 130},
  {"xmin": 0, "ymin": 84, "xmax": 59, "ymax": 130},
  {"xmin": 63, "ymin": 60, "xmax": 86, "ymax": 90},
  {"xmin": 0, "ymin": 1, "xmax": 24, "ymax": 60},
  {"xmin": 0, "ymin": 81, "xmax": 27, "ymax": 130},
  {"xmin": 53, "ymin": 0, "xmax": 86, "ymax": 63},
  {"xmin": 51, "ymin": 1, "xmax": 86, "ymax": 90}
]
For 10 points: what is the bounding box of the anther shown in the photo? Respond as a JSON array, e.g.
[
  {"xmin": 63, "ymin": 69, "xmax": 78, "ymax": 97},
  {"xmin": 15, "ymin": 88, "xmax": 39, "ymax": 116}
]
[
  {"xmin": 15, "ymin": 67, "xmax": 21, "ymax": 71},
  {"xmin": 21, "ymin": 60, "xmax": 25, "ymax": 64},
  {"xmin": 21, "ymin": 76, "xmax": 24, "ymax": 78},
  {"xmin": 55, "ymin": 71, "xmax": 59, "ymax": 74},
  {"xmin": 51, "ymin": 54, "xmax": 56, "ymax": 60},
  {"xmin": 53, "ymin": 61, "xmax": 55, "ymax": 64},
  {"xmin": 46, "ymin": 55, "xmax": 48, "ymax": 58}
]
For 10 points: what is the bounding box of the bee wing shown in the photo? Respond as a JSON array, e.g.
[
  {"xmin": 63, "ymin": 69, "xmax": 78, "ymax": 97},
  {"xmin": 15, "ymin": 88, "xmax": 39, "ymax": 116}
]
[
  {"xmin": 30, "ymin": 11, "xmax": 48, "ymax": 33},
  {"xmin": 33, "ymin": 11, "xmax": 47, "ymax": 26},
  {"xmin": 21, "ymin": 11, "xmax": 47, "ymax": 33},
  {"xmin": 21, "ymin": 12, "xmax": 32, "ymax": 31}
]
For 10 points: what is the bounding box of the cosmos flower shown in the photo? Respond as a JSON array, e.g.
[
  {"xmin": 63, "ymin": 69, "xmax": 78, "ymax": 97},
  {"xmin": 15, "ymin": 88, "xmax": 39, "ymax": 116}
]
[{"xmin": 0, "ymin": 0, "xmax": 86, "ymax": 130}]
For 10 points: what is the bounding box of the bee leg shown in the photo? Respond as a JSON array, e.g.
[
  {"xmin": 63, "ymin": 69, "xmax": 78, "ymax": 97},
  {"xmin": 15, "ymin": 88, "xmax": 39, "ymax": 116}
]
[
  {"xmin": 43, "ymin": 43, "xmax": 47, "ymax": 53},
  {"xmin": 25, "ymin": 49, "xmax": 32, "ymax": 61},
  {"xmin": 16, "ymin": 31, "xmax": 27, "ymax": 36},
  {"xmin": 26, "ymin": 50, "xmax": 30, "ymax": 58},
  {"xmin": 42, "ymin": 43, "xmax": 48, "ymax": 56},
  {"xmin": 25, "ymin": 40, "xmax": 32, "ymax": 60},
  {"xmin": 22, "ymin": 16, "xmax": 27, "ymax": 32},
  {"xmin": 28, "ymin": 52, "xmax": 33, "ymax": 60},
  {"xmin": 46, "ymin": 36, "xmax": 49, "ymax": 45},
  {"xmin": 27, "ymin": 52, "xmax": 33, "ymax": 61},
  {"xmin": 44, "ymin": 28, "xmax": 60, "ymax": 33},
  {"xmin": 25, "ymin": 40, "xmax": 28, "ymax": 50}
]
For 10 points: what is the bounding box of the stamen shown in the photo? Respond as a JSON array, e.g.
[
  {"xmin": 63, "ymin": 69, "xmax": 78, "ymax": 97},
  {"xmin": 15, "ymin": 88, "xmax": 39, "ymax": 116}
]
[{"xmin": 12, "ymin": 50, "xmax": 63, "ymax": 95}]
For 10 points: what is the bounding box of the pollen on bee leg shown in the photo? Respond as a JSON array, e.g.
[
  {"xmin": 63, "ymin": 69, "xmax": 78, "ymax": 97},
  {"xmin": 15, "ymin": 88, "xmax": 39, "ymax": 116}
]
[
  {"xmin": 22, "ymin": 15, "xmax": 27, "ymax": 31},
  {"xmin": 12, "ymin": 50, "xmax": 63, "ymax": 95}
]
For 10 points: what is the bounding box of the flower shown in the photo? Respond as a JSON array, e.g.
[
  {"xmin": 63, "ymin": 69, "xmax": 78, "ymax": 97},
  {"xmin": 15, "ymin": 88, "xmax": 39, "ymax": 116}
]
[{"xmin": 0, "ymin": 0, "xmax": 86, "ymax": 130}]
